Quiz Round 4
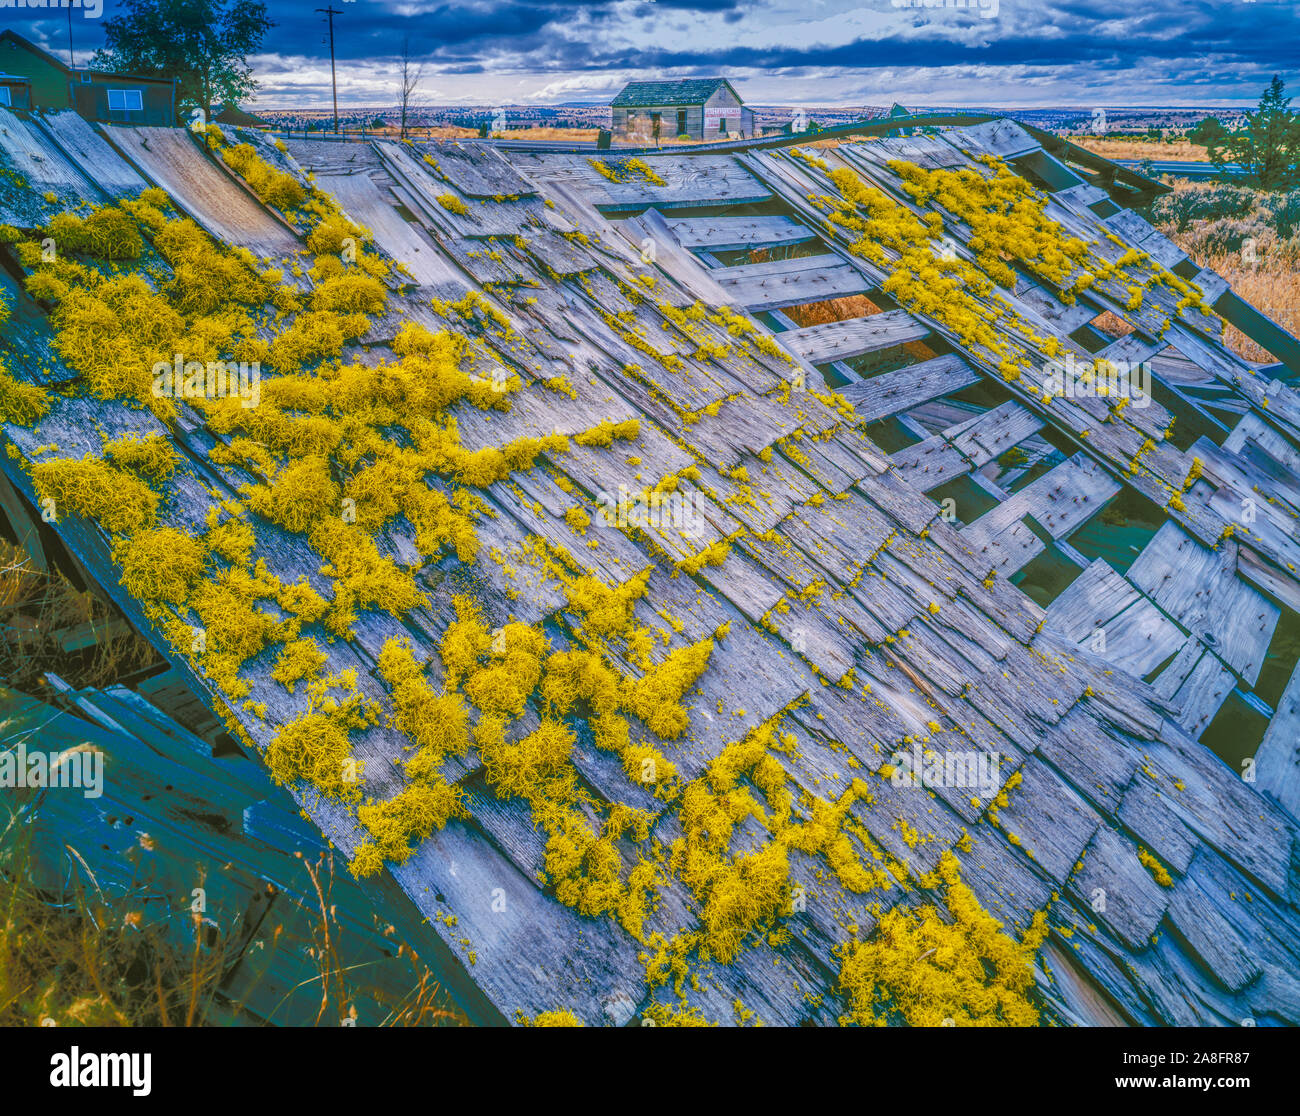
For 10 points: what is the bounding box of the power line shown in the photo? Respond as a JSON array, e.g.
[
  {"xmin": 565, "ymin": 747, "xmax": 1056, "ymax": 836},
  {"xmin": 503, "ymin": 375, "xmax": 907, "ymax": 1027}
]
[{"xmin": 317, "ymin": 6, "xmax": 342, "ymax": 134}]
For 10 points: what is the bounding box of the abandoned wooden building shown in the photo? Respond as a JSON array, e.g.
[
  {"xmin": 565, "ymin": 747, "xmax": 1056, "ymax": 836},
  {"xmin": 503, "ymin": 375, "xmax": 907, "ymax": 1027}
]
[
  {"xmin": 2, "ymin": 105, "xmax": 1300, "ymax": 1027},
  {"xmin": 611, "ymin": 78, "xmax": 753, "ymax": 142},
  {"xmin": 0, "ymin": 30, "xmax": 176, "ymax": 126}
]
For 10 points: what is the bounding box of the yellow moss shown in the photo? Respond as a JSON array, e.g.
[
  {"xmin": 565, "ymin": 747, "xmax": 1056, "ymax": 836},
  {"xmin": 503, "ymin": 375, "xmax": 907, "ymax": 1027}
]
[
  {"xmin": 220, "ymin": 142, "xmax": 307, "ymax": 211},
  {"xmin": 624, "ymin": 636, "xmax": 714, "ymax": 739},
  {"xmin": 836, "ymin": 851, "xmax": 1049, "ymax": 1026},
  {"xmin": 351, "ymin": 778, "xmax": 464, "ymax": 876},
  {"xmin": 1137, "ymin": 846, "xmax": 1174, "ymax": 887},
  {"xmin": 573, "ymin": 419, "xmax": 641, "ymax": 448},
  {"xmin": 0, "ymin": 365, "xmax": 50, "ymax": 426},
  {"xmin": 31, "ymin": 455, "xmax": 159, "ymax": 535},
  {"xmin": 113, "ymin": 527, "xmax": 205, "ymax": 606},
  {"xmin": 102, "ymin": 434, "xmax": 179, "ymax": 486},
  {"xmin": 246, "ymin": 454, "xmax": 339, "ymax": 534},
  {"xmin": 272, "ymin": 637, "xmax": 329, "ymax": 694},
  {"xmin": 521, "ymin": 1009, "xmax": 583, "ymax": 1027}
]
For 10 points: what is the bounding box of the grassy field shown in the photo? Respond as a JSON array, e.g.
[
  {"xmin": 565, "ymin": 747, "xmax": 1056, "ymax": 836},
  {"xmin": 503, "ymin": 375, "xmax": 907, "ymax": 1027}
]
[
  {"xmin": 1145, "ymin": 178, "xmax": 1300, "ymax": 361},
  {"xmin": 1075, "ymin": 136, "xmax": 1211, "ymax": 162}
]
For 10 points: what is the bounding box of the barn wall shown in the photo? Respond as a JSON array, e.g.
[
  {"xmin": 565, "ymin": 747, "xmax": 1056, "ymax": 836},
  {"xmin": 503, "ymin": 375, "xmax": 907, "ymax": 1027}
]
[
  {"xmin": 703, "ymin": 86, "xmax": 746, "ymax": 140},
  {"xmin": 0, "ymin": 37, "xmax": 70, "ymax": 110},
  {"xmin": 73, "ymin": 80, "xmax": 175, "ymax": 126}
]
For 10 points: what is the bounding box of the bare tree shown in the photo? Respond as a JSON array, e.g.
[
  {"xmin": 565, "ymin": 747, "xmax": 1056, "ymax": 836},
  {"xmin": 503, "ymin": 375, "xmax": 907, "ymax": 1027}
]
[{"xmin": 397, "ymin": 37, "xmax": 425, "ymax": 139}]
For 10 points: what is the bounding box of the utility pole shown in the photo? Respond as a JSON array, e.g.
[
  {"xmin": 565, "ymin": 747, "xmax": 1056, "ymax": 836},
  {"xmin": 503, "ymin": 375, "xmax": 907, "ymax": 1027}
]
[
  {"xmin": 66, "ymin": 4, "xmax": 76, "ymax": 70},
  {"xmin": 317, "ymin": 6, "xmax": 342, "ymax": 134}
]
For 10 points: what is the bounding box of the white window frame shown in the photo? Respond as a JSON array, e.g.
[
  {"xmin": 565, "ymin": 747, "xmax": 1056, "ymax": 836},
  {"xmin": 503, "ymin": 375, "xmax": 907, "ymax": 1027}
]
[{"xmin": 107, "ymin": 88, "xmax": 144, "ymax": 112}]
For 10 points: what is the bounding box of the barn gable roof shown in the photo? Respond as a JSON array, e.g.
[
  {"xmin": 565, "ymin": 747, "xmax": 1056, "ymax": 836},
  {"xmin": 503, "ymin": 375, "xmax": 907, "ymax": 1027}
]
[
  {"xmin": 2, "ymin": 108, "xmax": 1300, "ymax": 1027},
  {"xmin": 611, "ymin": 77, "xmax": 741, "ymax": 108}
]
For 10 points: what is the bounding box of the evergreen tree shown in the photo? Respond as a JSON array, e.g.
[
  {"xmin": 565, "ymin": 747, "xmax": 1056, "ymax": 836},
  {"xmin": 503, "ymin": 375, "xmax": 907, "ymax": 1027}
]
[
  {"xmin": 93, "ymin": 0, "xmax": 273, "ymax": 125},
  {"xmin": 1206, "ymin": 75, "xmax": 1300, "ymax": 189}
]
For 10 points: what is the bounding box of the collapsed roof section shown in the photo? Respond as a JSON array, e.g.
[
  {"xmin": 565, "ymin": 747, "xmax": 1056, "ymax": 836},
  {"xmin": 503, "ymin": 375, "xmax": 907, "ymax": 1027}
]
[{"xmin": 1, "ymin": 109, "xmax": 1299, "ymax": 1027}]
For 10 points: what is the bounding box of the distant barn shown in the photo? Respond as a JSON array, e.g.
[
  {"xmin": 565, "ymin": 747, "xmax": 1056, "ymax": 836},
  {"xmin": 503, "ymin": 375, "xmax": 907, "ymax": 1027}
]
[{"xmin": 611, "ymin": 78, "xmax": 752, "ymax": 142}]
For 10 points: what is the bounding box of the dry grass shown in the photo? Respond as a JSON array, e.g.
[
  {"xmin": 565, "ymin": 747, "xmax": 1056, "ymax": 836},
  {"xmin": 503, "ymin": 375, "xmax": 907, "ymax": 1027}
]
[
  {"xmin": 0, "ymin": 810, "xmax": 232, "ymax": 1026},
  {"xmin": 0, "ymin": 806, "xmax": 467, "ymax": 1027},
  {"xmin": 783, "ymin": 293, "xmax": 887, "ymax": 327},
  {"xmin": 1146, "ymin": 178, "xmax": 1300, "ymax": 362},
  {"xmin": 1075, "ymin": 136, "xmax": 1211, "ymax": 162},
  {"xmin": 1199, "ymin": 255, "xmax": 1300, "ymax": 361},
  {"xmin": 0, "ymin": 540, "xmax": 467, "ymax": 1026},
  {"xmin": 0, "ymin": 540, "xmax": 155, "ymax": 693},
  {"xmin": 1092, "ymin": 310, "xmax": 1137, "ymax": 339}
]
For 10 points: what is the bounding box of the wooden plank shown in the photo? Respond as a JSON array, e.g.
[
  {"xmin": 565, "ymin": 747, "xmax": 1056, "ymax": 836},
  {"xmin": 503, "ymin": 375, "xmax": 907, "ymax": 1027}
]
[
  {"xmin": 774, "ymin": 309, "xmax": 929, "ymax": 365},
  {"xmin": 713, "ymin": 253, "xmax": 873, "ymax": 312},
  {"xmin": 413, "ymin": 141, "xmax": 537, "ymax": 198},
  {"xmin": 1127, "ymin": 522, "xmax": 1279, "ymax": 686},
  {"xmin": 316, "ymin": 172, "xmax": 465, "ymax": 286},
  {"xmin": 1067, "ymin": 826, "xmax": 1170, "ymax": 951},
  {"xmin": 1165, "ymin": 646, "xmax": 1234, "ymax": 738},
  {"xmin": 100, "ymin": 125, "xmax": 299, "ymax": 258},
  {"xmin": 0, "ymin": 107, "xmax": 100, "ymax": 226},
  {"xmin": 1045, "ymin": 558, "xmax": 1139, "ymax": 641},
  {"xmin": 950, "ymin": 401, "xmax": 1045, "ymax": 465},
  {"xmin": 32, "ymin": 109, "xmax": 148, "ymax": 199},
  {"xmin": 1094, "ymin": 596, "xmax": 1188, "ymax": 679},
  {"xmin": 1254, "ymin": 656, "xmax": 1300, "ymax": 820},
  {"xmin": 505, "ymin": 151, "xmax": 771, "ymax": 212},
  {"xmin": 665, "ymin": 214, "xmax": 815, "ymax": 252},
  {"xmin": 972, "ymin": 452, "xmax": 1121, "ymax": 542},
  {"xmin": 839, "ymin": 353, "xmax": 979, "ymax": 423}
]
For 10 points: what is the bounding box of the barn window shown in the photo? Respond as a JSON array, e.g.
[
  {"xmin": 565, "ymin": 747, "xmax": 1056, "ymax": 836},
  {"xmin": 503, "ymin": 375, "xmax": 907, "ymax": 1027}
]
[
  {"xmin": 677, "ymin": 109, "xmax": 687, "ymax": 135},
  {"xmin": 0, "ymin": 87, "xmax": 10, "ymax": 108},
  {"xmin": 107, "ymin": 88, "xmax": 144, "ymax": 112}
]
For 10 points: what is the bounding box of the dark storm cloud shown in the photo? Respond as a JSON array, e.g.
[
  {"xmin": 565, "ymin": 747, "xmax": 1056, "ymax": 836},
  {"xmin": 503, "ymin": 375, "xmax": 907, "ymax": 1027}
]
[{"xmin": 4, "ymin": 0, "xmax": 1297, "ymax": 101}]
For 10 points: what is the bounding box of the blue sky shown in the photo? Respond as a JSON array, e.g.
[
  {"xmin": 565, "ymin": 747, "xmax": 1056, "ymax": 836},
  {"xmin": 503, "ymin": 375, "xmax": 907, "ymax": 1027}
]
[{"xmin": 10, "ymin": 0, "xmax": 1300, "ymax": 108}]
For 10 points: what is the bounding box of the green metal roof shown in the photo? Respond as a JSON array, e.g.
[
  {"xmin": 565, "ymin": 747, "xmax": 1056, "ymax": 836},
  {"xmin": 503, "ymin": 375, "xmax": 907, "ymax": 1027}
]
[{"xmin": 611, "ymin": 78, "xmax": 740, "ymax": 108}]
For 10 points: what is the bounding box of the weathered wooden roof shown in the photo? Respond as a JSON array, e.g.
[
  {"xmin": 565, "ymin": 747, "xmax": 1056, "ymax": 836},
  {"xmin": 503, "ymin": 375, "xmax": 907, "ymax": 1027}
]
[
  {"xmin": 2, "ymin": 109, "xmax": 1300, "ymax": 1027},
  {"xmin": 611, "ymin": 79, "xmax": 739, "ymax": 108}
]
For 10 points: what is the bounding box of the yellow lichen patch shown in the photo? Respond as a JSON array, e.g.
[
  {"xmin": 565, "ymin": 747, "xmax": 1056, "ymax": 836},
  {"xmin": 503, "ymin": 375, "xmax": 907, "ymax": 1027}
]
[
  {"xmin": 272, "ymin": 637, "xmax": 329, "ymax": 693},
  {"xmin": 102, "ymin": 434, "xmax": 179, "ymax": 486},
  {"xmin": 437, "ymin": 193, "xmax": 470, "ymax": 216},
  {"xmin": 219, "ymin": 142, "xmax": 307, "ymax": 211},
  {"xmin": 264, "ymin": 671, "xmax": 379, "ymax": 802},
  {"xmin": 1137, "ymin": 846, "xmax": 1174, "ymax": 887},
  {"xmin": 520, "ymin": 1009, "xmax": 583, "ymax": 1027},
  {"xmin": 246, "ymin": 455, "xmax": 339, "ymax": 534},
  {"xmin": 45, "ymin": 204, "xmax": 144, "ymax": 259},
  {"xmin": 573, "ymin": 419, "xmax": 640, "ymax": 448},
  {"xmin": 0, "ymin": 365, "xmax": 49, "ymax": 426},
  {"xmin": 31, "ymin": 455, "xmax": 159, "ymax": 536},
  {"xmin": 624, "ymin": 635, "xmax": 715, "ymax": 738},
  {"xmin": 351, "ymin": 779, "xmax": 465, "ymax": 877},
  {"xmin": 836, "ymin": 850, "xmax": 1049, "ymax": 1026},
  {"xmin": 113, "ymin": 527, "xmax": 205, "ymax": 606}
]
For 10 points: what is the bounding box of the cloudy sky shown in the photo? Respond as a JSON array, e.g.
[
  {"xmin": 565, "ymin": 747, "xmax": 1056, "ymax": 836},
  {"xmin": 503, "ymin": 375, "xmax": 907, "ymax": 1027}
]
[{"xmin": 12, "ymin": 0, "xmax": 1300, "ymax": 108}]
